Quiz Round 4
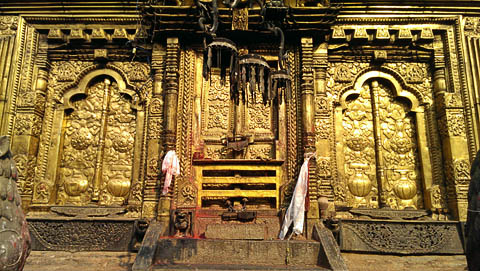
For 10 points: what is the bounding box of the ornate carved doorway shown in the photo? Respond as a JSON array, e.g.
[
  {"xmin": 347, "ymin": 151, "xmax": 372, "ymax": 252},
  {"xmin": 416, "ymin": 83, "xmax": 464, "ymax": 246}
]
[
  {"xmin": 200, "ymin": 71, "xmax": 278, "ymax": 161},
  {"xmin": 340, "ymin": 79, "xmax": 424, "ymax": 210},
  {"xmin": 55, "ymin": 76, "xmax": 137, "ymax": 206},
  {"xmin": 192, "ymin": 52, "xmax": 289, "ymax": 211}
]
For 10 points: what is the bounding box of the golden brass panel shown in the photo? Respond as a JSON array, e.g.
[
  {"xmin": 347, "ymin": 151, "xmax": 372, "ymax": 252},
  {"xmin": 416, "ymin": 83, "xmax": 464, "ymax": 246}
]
[
  {"xmin": 0, "ymin": 13, "xmax": 474, "ymax": 223},
  {"xmin": 202, "ymin": 177, "xmax": 277, "ymax": 184},
  {"xmin": 56, "ymin": 78, "xmax": 137, "ymax": 206},
  {"xmin": 195, "ymin": 162, "xmax": 282, "ymax": 209},
  {"xmin": 339, "ymin": 79, "xmax": 423, "ymax": 209}
]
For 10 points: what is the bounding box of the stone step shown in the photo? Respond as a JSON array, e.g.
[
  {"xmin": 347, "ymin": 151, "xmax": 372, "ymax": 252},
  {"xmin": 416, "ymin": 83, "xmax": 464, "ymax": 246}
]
[
  {"xmin": 153, "ymin": 239, "xmax": 328, "ymax": 269},
  {"xmin": 153, "ymin": 263, "xmax": 330, "ymax": 270},
  {"xmin": 133, "ymin": 223, "xmax": 347, "ymax": 271}
]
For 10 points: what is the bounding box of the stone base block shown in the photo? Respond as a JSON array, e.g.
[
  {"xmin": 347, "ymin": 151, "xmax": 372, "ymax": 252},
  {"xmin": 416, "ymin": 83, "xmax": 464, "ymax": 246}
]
[
  {"xmin": 28, "ymin": 217, "xmax": 136, "ymax": 251},
  {"xmin": 340, "ymin": 219, "xmax": 465, "ymax": 254},
  {"xmin": 205, "ymin": 224, "xmax": 265, "ymax": 240}
]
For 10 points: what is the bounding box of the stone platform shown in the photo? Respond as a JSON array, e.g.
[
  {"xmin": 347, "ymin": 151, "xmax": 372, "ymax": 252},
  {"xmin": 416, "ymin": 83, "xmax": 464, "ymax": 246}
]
[
  {"xmin": 22, "ymin": 251, "xmax": 468, "ymax": 271},
  {"xmin": 132, "ymin": 222, "xmax": 347, "ymax": 271}
]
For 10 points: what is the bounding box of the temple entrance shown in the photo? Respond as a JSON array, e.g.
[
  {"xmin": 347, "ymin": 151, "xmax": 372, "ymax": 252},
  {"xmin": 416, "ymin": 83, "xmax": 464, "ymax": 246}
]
[
  {"xmin": 340, "ymin": 79, "xmax": 424, "ymax": 209},
  {"xmin": 55, "ymin": 77, "xmax": 137, "ymax": 206},
  {"xmin": 195, "ymin": 68, "xmax": 284, "ymax": 211},
  {"xmin": 200, "ymin": 71, "xmax": 278, "ymax": 161}
]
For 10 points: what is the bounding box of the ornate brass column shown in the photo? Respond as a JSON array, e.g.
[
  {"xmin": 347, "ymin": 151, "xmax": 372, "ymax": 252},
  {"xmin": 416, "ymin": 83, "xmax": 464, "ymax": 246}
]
[
  {"xmin": 301, "ymin": 37, "xmax": 319, "ymax": 235},
  {"xmin": 0, "ymin": 16, "xmax": 18, "ymax": 136},
  {"xmin": 12, "ymin": 30, "xmax": 48, "ymax": 208},
  {"xmin": 156, "ymin": 38, "xmax": 179, "ymax": 223},
  {"xmin": 313, "ymin": 43, "xmax": 333, "ymax": 201},
  {"xmin": 164, "ymin": 37, "xmax": 180, "ymax": 151},
  {"xmin": 144, "ymin": 43, "xmax": 167, "ymax": 220},
  {"xmin": 434, "ymin": 35, "xmax": 470, "ymax": 221}
]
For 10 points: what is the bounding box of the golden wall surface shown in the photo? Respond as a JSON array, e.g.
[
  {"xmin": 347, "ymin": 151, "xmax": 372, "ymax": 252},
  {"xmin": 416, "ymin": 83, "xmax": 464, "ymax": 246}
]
[{"xmin": 0, "ymin": 1, "xmax": 478, "ymax": 224}]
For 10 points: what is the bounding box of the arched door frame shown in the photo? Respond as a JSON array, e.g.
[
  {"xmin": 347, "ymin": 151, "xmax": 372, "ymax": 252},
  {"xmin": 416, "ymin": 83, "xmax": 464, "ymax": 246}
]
[
  {"xmin": 45, "ymin": 68, "xmax": 145, "ymax": 206},
  {"xmin": 337, "ymin": 70, "xmax": 434, "ymax": 209}
]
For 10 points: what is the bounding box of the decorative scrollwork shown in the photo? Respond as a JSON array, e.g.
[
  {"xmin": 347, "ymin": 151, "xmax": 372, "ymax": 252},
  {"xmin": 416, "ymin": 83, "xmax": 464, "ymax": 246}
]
[
  {"xmin": 334, "ymin": 64, "xmax": 354, "ymax": 82},
  {"xmin": 150, "ymin": 98, "xmax": 163, "ymax": 114},
  {"xmin": 343, "ymin": 221, "xmax": 456, "ymax": 254},
  {"xmin": 0, "ymin": 16, "xmax": 18, "ymax": 36},
  {"xmin": 29, "ymin": 220, "xmax": 133, "ymax": 251},
  {"xmin": 147, "ymin": 117, "xmax": 163, "ymax": 139},
  {"xmin": 112, "ymin": 62, "xmax": 150, "ymax": 82},
  {"xmin": 315, "ymin": 118, "xmax": 331, "ymax": 139},
  {"xmin": 405, "ymin": 65, "xmax": 424, "ymax": 83},
  {"xmin": 206, "ymin": 74, "xmax": 230, "ymax": 131},
  {"xmin": 447, "ymin": 112, "xmax": 466, "ymax": 136},
  {"xmin": 181, "ymin": 185, "xmax": 196, "ymax": 204},
  {"xmin": 317, "ymin": 157, "xmax": 331, "ymax": 177},
  {"xmin": 247, "ymin": 146, "xmax": 271, "ymax": 160},
  {"xmin": 14, "ymin": 114, "xmax": 33, "ymax": 135}
]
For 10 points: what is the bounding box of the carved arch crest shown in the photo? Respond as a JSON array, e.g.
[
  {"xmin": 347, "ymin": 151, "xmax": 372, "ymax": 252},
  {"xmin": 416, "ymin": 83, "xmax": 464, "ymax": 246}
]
[
  {"xmin": 61, "ymin": 68, "xmax": 138, "ymax": 110},
  {"xmin": 338, "ymin": 67, "xmax": 430, "ymax": 112}
]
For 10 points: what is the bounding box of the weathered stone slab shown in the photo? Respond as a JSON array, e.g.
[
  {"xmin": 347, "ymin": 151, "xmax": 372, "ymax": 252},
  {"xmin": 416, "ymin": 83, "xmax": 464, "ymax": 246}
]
[
  {"xmin": 204, "ymin": 223, "xmax": 265, "ymax": 239},
  {"xmin": 28, "ymin": 217, "xmax": 135, "ymax": 251},
  {"xmin": 154, "ymin": 239, "xmax": 324, "ymax": 268},
  {"xmin": 132, "ymin": 221, "xmax": 164, "ymax": 271},
  {"xmin": 313, "ymin": 224, "xmax": 348, "ymax": 271},
  {"xmin": 50, "ymin": 206, "xmax": 126, "ymax": 217},
  {"xmin": 340, "ymin": 219, "xmax": 465, "ymax": 254},
  {"xmin": 349, "ymin": 208, "xmax": 429, "ymax": 220}
]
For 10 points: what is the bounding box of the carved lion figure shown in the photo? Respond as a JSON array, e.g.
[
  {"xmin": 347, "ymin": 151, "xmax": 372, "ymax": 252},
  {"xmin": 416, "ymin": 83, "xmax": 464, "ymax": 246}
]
[{"xmin": 0, "ymin": 136, "xmax": 31, "ymax": 271}]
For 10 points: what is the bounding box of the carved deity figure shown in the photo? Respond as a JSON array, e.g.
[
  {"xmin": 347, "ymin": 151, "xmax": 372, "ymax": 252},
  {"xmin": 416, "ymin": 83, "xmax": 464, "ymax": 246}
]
[
  {"xmin": 0, "ymin": 136, "xmax": 31, "ymax": 271},
  {"xmin": 467, "ymin": 149, "xmax": 480, "ymax": 271}
]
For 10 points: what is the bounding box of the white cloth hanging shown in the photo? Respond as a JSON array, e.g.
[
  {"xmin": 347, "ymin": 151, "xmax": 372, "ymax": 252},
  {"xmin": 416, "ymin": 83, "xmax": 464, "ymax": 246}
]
[
  {"xmin": 279, "ymin": 154, "xmax": 314, "ymax": 240},
  {"xmin": 161, "ymin": 150, "xmax": 180, "ymax": 195}
]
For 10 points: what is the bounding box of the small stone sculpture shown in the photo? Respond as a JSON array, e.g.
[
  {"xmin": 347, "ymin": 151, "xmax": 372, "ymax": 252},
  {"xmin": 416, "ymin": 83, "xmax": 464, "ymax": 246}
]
[
  {"xmin": 467, "ymin": 149, "xmax": 480, "ymax": 271},
  {"xmin": 173, "ymin": 211, "xmax": 189, "ymax": 237},
  {"xmin": 0, "ymin": 136, "xmax": 31, "ymax": 271}
]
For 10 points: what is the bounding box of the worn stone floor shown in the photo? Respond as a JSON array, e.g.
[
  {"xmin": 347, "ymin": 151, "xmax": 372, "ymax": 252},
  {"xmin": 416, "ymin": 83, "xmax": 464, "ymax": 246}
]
[
  {"xmin": 342, "ymin": 253, "xmax": 467, "ymax": 271},
  {"xmin": 23, "ymin": 251, "xmax": 468, "ymax": 271}
]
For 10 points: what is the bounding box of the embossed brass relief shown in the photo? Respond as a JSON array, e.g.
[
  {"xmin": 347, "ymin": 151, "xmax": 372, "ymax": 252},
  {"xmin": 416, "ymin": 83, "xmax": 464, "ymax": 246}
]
[
  {"xmin": 201, "ymin": 71, "xmax": 276, "ymax": 160},
  {"xmin": 341, "ymin": 79, "xmax": 423, "ymax": 209},
  {"xmin": 56, "ymin": 77, "xmax": 137, "ymax": 206},
  {"xmin": 196, "ymin": 54, "xmax": 284, "ymax": 208}
]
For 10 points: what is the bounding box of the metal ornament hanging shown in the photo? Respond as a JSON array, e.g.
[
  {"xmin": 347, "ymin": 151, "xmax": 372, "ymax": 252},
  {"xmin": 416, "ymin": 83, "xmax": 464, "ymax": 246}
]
[
  {"xmin": 268, "ymin": 25, "xmax": 292, "ymax": 104},
  {"xmin": 236, "ymin": 54, "xmax": 270, "ymax": 105},
  {"xmin": 198, "ymin": 0, "xmax": 238, "ymax": 89},
  {"xmin": 270, "ymin": 69, "xmax": 291, "ymax": 104},
  {"xmin": 203, "ymin": 37, "xmax": 238, "ymax": 84}
]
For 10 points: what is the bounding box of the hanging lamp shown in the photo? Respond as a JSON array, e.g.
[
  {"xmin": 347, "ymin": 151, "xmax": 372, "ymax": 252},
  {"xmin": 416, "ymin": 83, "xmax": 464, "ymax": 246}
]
[
  {"xmin": 198, "ymin": 0, "xmax": 239, "ymax": 90},
  {"xmin": 204, "ymin": 37, "xmax": 238, "ymax": 84},
  {"xmin": 236, "ymin": 53, "xmax": 270, "ymax": 105},
  {"xmin": 268, "ymin": 25, "xmax": 292, "ymax": 104}
]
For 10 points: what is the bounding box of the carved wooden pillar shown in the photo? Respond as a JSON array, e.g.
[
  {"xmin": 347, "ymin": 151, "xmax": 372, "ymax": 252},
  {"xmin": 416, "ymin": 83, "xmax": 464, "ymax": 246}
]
[
  {"xmin": 301, "ymin": 37, "xmax": 319, "ymax": 235},
  {"xmin": 434, "ymin": 35, "xmax": 470, "ymax": 221}
]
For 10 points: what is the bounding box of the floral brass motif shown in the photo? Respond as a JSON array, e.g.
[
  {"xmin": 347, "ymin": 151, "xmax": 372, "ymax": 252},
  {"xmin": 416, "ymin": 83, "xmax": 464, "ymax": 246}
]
[
  {"xmin": 342, "ymin": 80, "xmax": 422, "ymax": 209},
  {"xmin": 57, "ymin": 79, "xmax": 136, "ymax": 206}
]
